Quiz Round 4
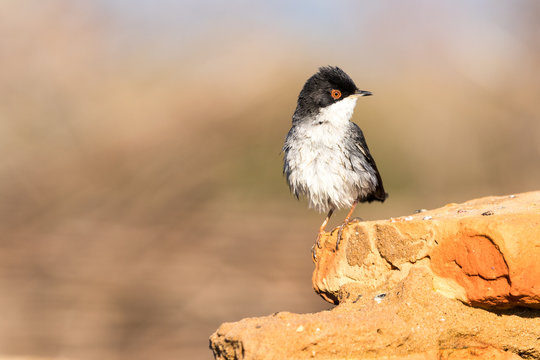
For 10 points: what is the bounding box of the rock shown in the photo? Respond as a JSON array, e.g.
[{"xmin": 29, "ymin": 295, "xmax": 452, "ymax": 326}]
[
  {"xmin": 210, "ymin": 268, "xmax": 539, "ymax": 359},
  {"xmin": 210, "ymin": 191, "xmax": 540, "ymax": 359},
  {"xmin": 313, "ymin": 191, "xmax": 540, "ymax": 309}
]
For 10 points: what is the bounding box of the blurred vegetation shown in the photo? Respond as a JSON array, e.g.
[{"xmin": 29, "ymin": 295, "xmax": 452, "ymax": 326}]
[{"xmin": 0, "ymin": 1, "xmax": 539, "ymax": 359}]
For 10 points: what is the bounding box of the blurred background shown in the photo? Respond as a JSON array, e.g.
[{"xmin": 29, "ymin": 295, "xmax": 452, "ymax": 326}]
[{"xmin": 0, "ymin": 1, "xmax": 539, "ymax": 359}]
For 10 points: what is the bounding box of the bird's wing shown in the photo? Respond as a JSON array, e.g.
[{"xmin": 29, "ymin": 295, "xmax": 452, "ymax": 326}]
[
  {"xmin": 282, "ymin": 126, "xmax": 300, "ymax": 198},
  {"xmin": 348, "ymin": 122, "xmax": 388, "ymax": 202}
]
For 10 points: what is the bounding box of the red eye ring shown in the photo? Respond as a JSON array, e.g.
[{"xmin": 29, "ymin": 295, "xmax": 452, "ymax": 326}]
[{"xmin": 331, "ymin": 89, "xmax": 342, "ymax": 100}]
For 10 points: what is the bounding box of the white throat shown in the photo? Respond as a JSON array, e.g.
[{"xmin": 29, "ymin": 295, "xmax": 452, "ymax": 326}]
[{"xmin": 317, "ymin": 96, "xmax": 358, "ymax": 126}]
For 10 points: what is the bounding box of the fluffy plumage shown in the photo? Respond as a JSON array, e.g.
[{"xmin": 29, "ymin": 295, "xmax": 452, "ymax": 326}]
[{"xmin": 283, "ymin": 66, "xmax": 387, "ymax": 214}]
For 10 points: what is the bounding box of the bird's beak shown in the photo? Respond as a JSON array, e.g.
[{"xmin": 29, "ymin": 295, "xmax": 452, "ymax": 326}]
[{"xmin": 353, "ymin": 89, "xmax": 372, "ymax": 97}]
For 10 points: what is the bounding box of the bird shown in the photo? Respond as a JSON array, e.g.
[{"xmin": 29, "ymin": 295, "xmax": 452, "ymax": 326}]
[{"xmin": 282, "ymin": 66, "xmax": 387, "ymax": 250}]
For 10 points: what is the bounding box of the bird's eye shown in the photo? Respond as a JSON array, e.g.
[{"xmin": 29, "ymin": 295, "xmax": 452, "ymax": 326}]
[{"xmin": 331, "ymin": 89, "xmax": 342, "ymax": 100}]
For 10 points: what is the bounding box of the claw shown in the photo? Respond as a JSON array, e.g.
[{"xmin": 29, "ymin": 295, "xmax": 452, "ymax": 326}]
[
  {"xmin": 315, "ymin": 208, "xmax": 334, "ymax": 250},
  {"xmin": 316, "ymin": 231, "xmax": 324, "ymax": 249},
  {"xmin": 311, "ymin": 244, "xmax": 317, "ymax": 262},
  {"xmin": 336, "ymin": 223, "xmax": 347, "ymax": 250}
]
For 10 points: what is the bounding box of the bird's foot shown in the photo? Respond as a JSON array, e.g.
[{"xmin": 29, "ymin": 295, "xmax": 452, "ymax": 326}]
[
  {"xmin": 312, "ymin": 230, "xmax": 326, "ymax": 263},
  {"xmin": 316, "ymin": 229, "xmax": 325, "ymax": 249},
  {"xmin": 335, "ymin": 223, "xmax": 347, "ymax": 250}
]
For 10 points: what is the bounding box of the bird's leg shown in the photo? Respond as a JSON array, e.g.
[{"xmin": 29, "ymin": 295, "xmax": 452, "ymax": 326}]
[
  {"xmin": 336, "ymin": 200, "xmax": 358, "ymax": 250},
  {"xmin": 313, "ymin": 208, "xmax": 335, "ymax": 262},
  {"xmin": 316, "ymin": 208, "xmax": 334, "ymax": 248}
]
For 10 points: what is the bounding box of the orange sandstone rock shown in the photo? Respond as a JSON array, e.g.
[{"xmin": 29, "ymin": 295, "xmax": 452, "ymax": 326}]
[
  {"xmin": 313, "ymin": 191, "xmax": 540, "ymax": 309},
  {"xmin": 210, "ymin": 268, "xmax": 539, "ymax": 360},
  {"xmin": 210, "ymin": 192, "xmax": 540, "ymax": 360}
]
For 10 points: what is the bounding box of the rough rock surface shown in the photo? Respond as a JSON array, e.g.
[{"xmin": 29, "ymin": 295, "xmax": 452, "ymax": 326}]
[
  {"xmin": 210, "ymin": 192, "xmax": 540, "ymax": 359},
  {"xmin": 313, "ymin": 191, "xmax": 540, "ymax": 309}
]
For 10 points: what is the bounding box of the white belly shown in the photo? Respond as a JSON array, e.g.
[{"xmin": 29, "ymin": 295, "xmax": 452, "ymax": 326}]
[
  {"xmin": 285, "ymin": 121, "xmax": 376, "ymax": 213},
  {"xmin": 284, "ymin": 97, "xmax": 378, "ymax": 213}
]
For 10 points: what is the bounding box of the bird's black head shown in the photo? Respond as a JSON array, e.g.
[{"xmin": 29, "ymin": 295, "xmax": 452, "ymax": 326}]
[{"xmin": 294, "ymin": 66, "xmax": 372, "ymax": 118}]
